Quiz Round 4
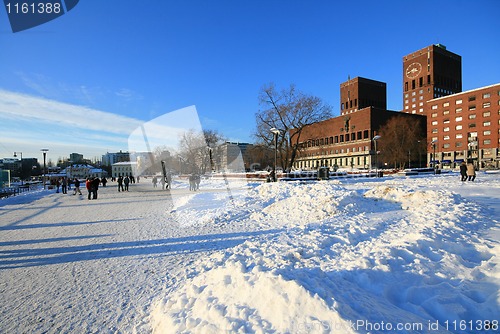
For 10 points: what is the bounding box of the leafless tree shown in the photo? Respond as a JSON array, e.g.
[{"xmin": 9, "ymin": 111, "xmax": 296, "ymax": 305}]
[
  {"xmin": 245, "ymin": 144, "xmax": 274, "ymax": 171},
  {"xmin": 377, "ymin": 116, "xmax": 427, "ymax": 169},
  {"xmin": 255, "ymin": 83, "xmax": 332, "ymax": 170},
  {"xmin": 177, "ymin": 129, "xmax": 227, "ymax": 174}
]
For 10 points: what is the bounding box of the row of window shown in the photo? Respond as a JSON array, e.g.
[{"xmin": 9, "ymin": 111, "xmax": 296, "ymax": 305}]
[
  {"xmin": 431, "ymin": 108, "xmax": 500, "ymax": 117},
  {"xmin": 112, "ymin": 167, "xmax": 133, "ymax": 172},
  {"xmin": 295, "ymin": 156, "xmax": 369, "ymax": 169},
  {"xmin": 432, "ymin": 101, "xmax": 497, "ymax": 111},
  {"xmin": 439, "ymin": 139, "xmax": 496, "ymax": 148},
  {"xmin": 405, "ymin": 89, "xmax": 427, "ymax": 98},
  {"xmin": 435, "ymin": 148, "xmax": 499, "ymax": 158},
  {"xmin": 301, "ymin": 130, "xmax": 371, "ymax": 148},
  {"xmin": 431, "ymin": 111, "xmax": 496, "ymax": 124},
  {"xmin": 432, "ymin": 130, "xmax": 495, "ymax": 139},
  {"xmin": 432, "ymin": 121, "xmax": 494, "ymax": 133},
  {"xmin": 300, "ymin": 145, "xmax": 371, "ymax": 157},
  {"xmin": 341, "ymin": 99, "xmax": 357, "ymax": 110},
  {"xmin": 430, "ymin": 90, "xmax": 500, "ymax": 109}
]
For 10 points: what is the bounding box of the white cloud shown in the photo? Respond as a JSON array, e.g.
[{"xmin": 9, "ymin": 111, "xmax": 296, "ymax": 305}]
[
  {"xmin": 0, "ymin": 89, "xmax": 142, "ymax": 134},
  {"xmin": 0, "ymin": 89, "xmax": 143, "ymax": 159}
]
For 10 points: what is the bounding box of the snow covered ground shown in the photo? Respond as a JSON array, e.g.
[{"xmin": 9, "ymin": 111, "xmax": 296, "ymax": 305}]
[{"xmin": 1, "ymin": 172, "xmax": 499, "ymax": 333}]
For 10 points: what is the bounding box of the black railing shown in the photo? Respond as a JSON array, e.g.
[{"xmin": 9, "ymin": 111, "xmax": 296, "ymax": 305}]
[{"xmin": 0, "ymin": 185, "xmax": 33, "ymax": 198}]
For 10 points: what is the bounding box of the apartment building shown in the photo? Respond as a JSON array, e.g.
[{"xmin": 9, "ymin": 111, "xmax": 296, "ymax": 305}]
[{"xmin": 426, "ymin": 84, "xmax": 500, "ymax": 169}]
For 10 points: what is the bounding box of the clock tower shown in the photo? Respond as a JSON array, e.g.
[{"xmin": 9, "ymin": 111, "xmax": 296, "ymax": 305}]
[{"xmin": 402, "ymin": 44, "xmax": 462, "ymax": 115}]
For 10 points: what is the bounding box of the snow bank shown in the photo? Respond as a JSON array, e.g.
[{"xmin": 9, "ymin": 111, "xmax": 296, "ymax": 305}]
[
  {"xmin": 151, "ymin": 262, "xmax": 354, "ymax": 333},
  {"xmin": 151, "ymin": 179, "xmax": 499, "ymax": 333}
]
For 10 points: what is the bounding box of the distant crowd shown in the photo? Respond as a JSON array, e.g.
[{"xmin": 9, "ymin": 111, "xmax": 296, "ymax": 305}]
[{"xmin": 50, "ymin": 173, "xmax": 197, "ymax": 202}]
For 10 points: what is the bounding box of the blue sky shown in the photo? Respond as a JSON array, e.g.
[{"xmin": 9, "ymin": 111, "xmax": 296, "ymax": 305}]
[{"xmin": 1, "ymin": 0, "xmax": 499, "ymax": 162}]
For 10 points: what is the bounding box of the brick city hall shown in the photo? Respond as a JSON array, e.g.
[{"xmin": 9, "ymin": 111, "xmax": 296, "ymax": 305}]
[{"xmin": 293, "ymin": 44, "xmax": 500, "ymax": 171}]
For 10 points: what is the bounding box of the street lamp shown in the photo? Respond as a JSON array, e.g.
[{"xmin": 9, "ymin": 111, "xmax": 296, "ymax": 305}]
[
  {"xmin": 13, "ymin": 152, "xmax": 23, "ymax": 185},
  {"xmin": 41, "ymin": 149, "xmax": 49, "ymax": 189},
  {"xmin": 417, "ymin": 140, "xmax": 422, "ymax": 168},
  {"xmin": 467, "ymin": 135, "xmax": 479, "ymax": 171},
  {"xmin": 270, "ymin": 128, "xmax": 281, "ymax": 182},
  {"xmin": 431, "ymin": 139, "xmax": 438, "ymax": 175},
  {"xmin": 372, "ymin": 135, "xmax": 381, "ymax": 177}
]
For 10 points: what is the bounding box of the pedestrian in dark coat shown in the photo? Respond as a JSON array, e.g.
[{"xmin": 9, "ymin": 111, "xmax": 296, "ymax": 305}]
[
  {"xmin": 73, "ymin": 178, "xmax": 82, "ymax": 195},
  {"xmin": 92, "ymin": 177, "xmax": 100, "ymax": 199},
  {"xmin": 124, "ymin": 176, "xmax": 130, "ymax": 191},
  {"xmin": 459, "ymin": 161, "xmax": 467, "ymax": 182},
  {"xmin": 189, "ymin": 174, "xmax": 195, "ymax": 191},
  {"xmin": 61, "ymin": 177, "xmax": 68, "ymax": 194},
  {"xmin": 195, "ymin": 174, "xmax": 200, "ymax": 190},
  {"xmin": 117, "ymin": 176, "xmax": 124, "ymax": 192}
]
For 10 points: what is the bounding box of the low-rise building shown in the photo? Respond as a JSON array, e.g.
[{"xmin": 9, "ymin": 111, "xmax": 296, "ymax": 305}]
[
  {"xmin": 293, "ymin": 107, "xmax": 425, "ymax": 170},
  {"xmin": 111, "ymin": 161, "xmax": 137, "ymax": 178}
]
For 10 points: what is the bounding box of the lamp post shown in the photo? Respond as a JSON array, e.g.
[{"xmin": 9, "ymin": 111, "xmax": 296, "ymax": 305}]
[
  {"xmin": 13, "ymin": 152, "xmax": 23, "ymax": 185},
  {"xmin": 431, "ymin": 139, "xmax": 438, "ymax": 175},
  {"xmin": 208, "ymin": 147, "xmax": 214, "ymax": 173},
  {"xmin": 270, "ymin": 128, "xmax": 281, "ymax": 182},
  {"xmin": 417, "ymin": 140, "xmax": 422, "ymax": 168},
  {"xmin": 467, "ymin": 134, "xmax": 479, "ymax": 171},
  {"xmin": 41, "ymin": 149, "xmax": 49, "ymax": 189},
  {"xmin": 372, "ymin": 135, "xmax": 381, "ymax": 177}
]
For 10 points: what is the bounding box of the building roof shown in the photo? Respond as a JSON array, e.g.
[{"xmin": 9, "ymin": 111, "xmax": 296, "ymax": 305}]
[
  {"xmin": 428, "ymin": 82, "xmax": 500, "ymax": 102},
  {"xmin": 112, "ymin": 161, "xmax": 137, "ymax": 166}
]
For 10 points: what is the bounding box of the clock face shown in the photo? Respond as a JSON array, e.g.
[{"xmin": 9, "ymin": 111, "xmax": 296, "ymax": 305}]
[{"xmin": 406, "ymin": 62, "xmax": 422, "ymax": 79}]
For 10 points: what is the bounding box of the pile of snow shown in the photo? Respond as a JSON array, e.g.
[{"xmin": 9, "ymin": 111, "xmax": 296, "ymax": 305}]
[
  {"xmin": 151, "ymin": 179, "xmax": 499, "ymax": 333},
  {"xmin": 1, "ymin": 173, "xmax": 498, "ymax": 333}
]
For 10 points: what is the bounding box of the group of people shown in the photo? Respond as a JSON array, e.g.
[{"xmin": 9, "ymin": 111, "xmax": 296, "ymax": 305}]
[
  {"xmin": 116, "ymin": 175, "xmax": 131, "ymax": 192},
  {"xmin": 85, "ymin": 177, "xmax": 101, "ymax": 200},
  {"xmin": 459, "ymin": 161, "xmax": 477, "ymax": 182},
  {"xmin": 152, "ymin": 174, "xmax": 172, "ymax": 190},
  {"xmin": 55, "ymin": 177, "xmax": 107, "ymax": 197},
  {"xmin": 55, "ymin": 177, "xmax": 69, "ymax": 194},
  {"xmin": 189, "ymin": 174, "xmax": 201, "ymax": 191}
]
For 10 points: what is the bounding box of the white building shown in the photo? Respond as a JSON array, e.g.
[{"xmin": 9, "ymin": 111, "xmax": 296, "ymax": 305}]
[
  {"xmin": 62, "ymin": 164, "xmax": 107, "ymax": 180},
  {"xmin": 112, "ymin": 162, "xmax": 137, "ymax": 178}
]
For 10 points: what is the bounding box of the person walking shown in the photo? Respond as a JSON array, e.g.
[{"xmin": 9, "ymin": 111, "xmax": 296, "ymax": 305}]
[
  {"xmin": 61, "ymin": 177, "xmax": 68, "ymax": 194},
  {"xmin": 124, "ymin": 175, "xmax": 130, "ymax": 191},
  {"xmin": 166, "ymin": 173, "xmax": 172, "ymax": 190},
  {"xmin": 467, "ymin": 162, "xmax": 476, "ymax": 181},
  {"xmin": 73, "ymin": 178, "xmax": 82, "ymax": 195},
  {"xmin": 459, "ymin": 161, "xmax": 467, "ymax": 182},
  {"xmin": 86, "ymin": 178, "xmax": 93, "ymax": 200},
  {"xmin": 92, "ymin": 177, "xmax": 100, "ymax": 199},
  {"xmin": 189, "ymin": 174, "xmax": 195, "ymax": 191},
  {"xmin": 117, "ymin": 175, "xmax": 124, "ymax": 192},
  {"xmin": 152, "ymin": 176, "xmax": 158, "ymax": 188},
  {"xmin": 195, "ymin": 174, "xmax": 200, "ymax": 191}
]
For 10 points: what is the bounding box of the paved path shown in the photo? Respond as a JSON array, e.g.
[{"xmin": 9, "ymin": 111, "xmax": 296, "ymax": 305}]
[{"xmin": 0, "ymin": 182, "xmax": 256, "ymax": 333}]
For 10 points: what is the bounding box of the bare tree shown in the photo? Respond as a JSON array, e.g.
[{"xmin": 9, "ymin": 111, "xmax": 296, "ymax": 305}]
[
  {"xmin": 377, "ymin": 116, "xmax": 426, "ymax": 169},
  {"xmin": 255, "ymin": 83, "xmax": 332, "ymax": 171},
  {"xmin": 203, "ymin": 129, "xmax": 227, "ymax": 173},
  {"xmin": 177, "ymin": 129, "xmax": 227, "ymax": 174},
  {"xmin": 245, "ymin": 144, "xmax": 274, "ymax": 171}
]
